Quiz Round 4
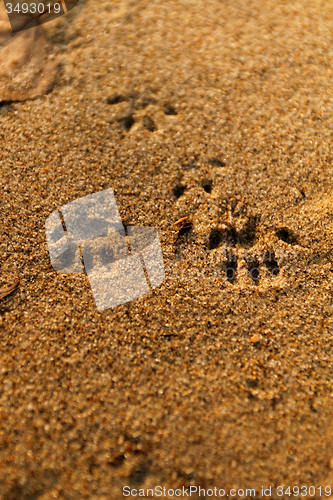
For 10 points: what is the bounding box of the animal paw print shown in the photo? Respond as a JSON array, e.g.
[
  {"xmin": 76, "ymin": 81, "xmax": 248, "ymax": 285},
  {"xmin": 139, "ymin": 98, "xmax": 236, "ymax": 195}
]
[
  {"xmin": 172, "ymin": 183, "xmax": 299, "ymax": 288},
  {"xmin": 106, "ymin": 90, "xmax": 178, "ymax": 133}
]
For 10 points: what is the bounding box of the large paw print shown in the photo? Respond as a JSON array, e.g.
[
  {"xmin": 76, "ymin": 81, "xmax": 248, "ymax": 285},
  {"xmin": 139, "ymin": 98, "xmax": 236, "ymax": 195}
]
[{"xmin": 171, "ymin": 179, "xmax": 300, "ymax": 288}]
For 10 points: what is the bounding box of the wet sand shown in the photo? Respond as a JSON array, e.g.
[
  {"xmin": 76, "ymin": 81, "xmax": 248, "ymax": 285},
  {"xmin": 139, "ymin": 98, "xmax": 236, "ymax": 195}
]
[{"xmin": 1, "ymin": 0, "xmax": 333, "ymax": 498}]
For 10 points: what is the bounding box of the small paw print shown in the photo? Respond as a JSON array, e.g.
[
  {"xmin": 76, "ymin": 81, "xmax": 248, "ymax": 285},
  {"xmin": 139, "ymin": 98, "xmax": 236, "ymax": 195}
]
[{"xmin": 106, "ymin": 91, "xmax": 179, "ymax": 133}]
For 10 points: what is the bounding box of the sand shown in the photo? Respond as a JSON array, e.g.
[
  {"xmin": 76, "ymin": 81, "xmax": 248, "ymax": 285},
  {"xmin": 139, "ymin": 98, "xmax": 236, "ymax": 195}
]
[{"xmin": 1, "ymin": 0, "xmax": 333, "ymax": 498}]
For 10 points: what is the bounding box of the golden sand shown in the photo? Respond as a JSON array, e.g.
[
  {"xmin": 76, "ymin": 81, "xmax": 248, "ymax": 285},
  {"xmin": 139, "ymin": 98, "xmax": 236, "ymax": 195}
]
[{"xmin": 1, "ymin": 0, "xmax": 333, "ymax": 497}]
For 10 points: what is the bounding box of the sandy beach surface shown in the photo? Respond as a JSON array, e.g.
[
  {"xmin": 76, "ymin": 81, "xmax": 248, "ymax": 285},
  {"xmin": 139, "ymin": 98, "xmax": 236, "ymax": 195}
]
[{"xmin": 1, "ymin": 0, "xmax": 333, "ymax": 498}]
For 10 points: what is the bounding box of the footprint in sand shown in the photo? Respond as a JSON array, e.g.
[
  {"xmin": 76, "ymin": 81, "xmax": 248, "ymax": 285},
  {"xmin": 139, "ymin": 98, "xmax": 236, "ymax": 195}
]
[{"xmin": 171, "ymin": 179, "xmax": 308, "ymax": 290}]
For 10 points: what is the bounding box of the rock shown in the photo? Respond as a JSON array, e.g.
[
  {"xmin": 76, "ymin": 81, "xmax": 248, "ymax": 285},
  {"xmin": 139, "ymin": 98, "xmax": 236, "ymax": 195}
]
[
  {"xmin": 0, "ymin": 2, "xmax": 58, "ymax": 103},
  {"xmin": 250, "ymin": 334, "xmax": 261, "ymax": 343}
]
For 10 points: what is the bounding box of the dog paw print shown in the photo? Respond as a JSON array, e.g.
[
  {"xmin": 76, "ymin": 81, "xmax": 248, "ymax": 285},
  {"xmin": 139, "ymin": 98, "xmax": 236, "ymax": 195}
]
[
  {"xmin": 171, "ymin": 195, "xmax": 298, "ymax": 288},
  {"xmin": 169, "ymin": 161, "xmax": 304, "ymax": 289},
  {"xmin": 211, "ymin": 206, "xmax": 298, "ymax": 288},
  {"xmin": 106, "ymin": 91, "xmax": 179, "ymax": 133}
]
